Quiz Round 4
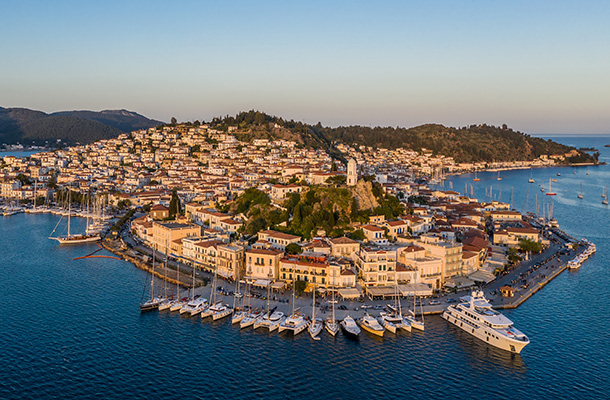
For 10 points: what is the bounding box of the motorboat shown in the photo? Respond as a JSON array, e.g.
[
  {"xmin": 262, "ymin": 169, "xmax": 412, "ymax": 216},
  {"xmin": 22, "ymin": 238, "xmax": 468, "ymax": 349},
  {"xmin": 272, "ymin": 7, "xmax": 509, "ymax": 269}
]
[
  {"xmin": 358, "ymin": 313, "xmax": 385, "ymax": 337},
  {"xmin": 340, "ymin": 316, "xmax": 360, "ymax": 339}
]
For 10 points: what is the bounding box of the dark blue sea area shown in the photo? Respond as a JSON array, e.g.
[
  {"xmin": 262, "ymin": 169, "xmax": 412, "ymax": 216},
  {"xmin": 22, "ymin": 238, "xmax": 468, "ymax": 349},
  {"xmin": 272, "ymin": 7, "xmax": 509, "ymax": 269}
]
[{"xmin": 0, "ymin": 135, "xmax": 608, "ymax": 399}]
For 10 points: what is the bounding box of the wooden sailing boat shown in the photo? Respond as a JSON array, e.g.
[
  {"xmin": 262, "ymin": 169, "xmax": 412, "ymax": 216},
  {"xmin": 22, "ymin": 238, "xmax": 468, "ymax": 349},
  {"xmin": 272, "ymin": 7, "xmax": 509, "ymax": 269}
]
[{"xmin": 49, "ymin": 188, "xmax": 101, "ymax": 244}]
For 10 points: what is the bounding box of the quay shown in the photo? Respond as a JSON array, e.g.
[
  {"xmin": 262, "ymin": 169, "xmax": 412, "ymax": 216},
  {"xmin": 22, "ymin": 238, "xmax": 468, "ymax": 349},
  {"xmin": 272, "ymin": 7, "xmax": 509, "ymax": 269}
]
[{"xmin": 92, "ymin": 220, "xmax": 593, "ymax": 320}]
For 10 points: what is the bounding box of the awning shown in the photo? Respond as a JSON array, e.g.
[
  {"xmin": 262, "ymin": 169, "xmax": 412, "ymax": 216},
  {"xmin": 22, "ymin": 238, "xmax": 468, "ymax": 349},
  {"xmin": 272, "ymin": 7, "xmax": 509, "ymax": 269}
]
[
  {"xmin": 444, "ymin": 277, "xmax": 476, "ymax": 289},
  {"xmin": 397, "ymin": 283, "xmax": 433, "ymax": 297},
  {"xmin": 271, "ymin": 281, "xmax": 286, "ymax": 290},
  {"xmin": 468, "ymin": 269, "xmax": 496, "ymax": 283},
  {"xmin": 252, "ymin": 279, "xmax": 271, "ymax": 287},
  {"xmin": 338, "ymin": 288, "xmax": 360, "ymax": 299},
  {"xmin": 365, "ymin": 286, "xmax": 397, "ymax": 298}
]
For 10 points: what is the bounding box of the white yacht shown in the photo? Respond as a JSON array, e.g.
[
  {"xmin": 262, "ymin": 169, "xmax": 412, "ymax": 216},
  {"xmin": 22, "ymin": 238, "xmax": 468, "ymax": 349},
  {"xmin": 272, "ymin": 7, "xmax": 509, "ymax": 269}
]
[
  {"xmin": 340, "ymin": 316, "xmax": 360, "ymax": 339},
  {"xmin": 211, "ymin": 303, "xmax": 233, "ymax": 321},
  {"xmin": 358, "ymin": 313, "xmax": 384, "ymax": 337},
  {"xmin": 442, "ymin": 290, "xmax": 530, "ymax": 354}
]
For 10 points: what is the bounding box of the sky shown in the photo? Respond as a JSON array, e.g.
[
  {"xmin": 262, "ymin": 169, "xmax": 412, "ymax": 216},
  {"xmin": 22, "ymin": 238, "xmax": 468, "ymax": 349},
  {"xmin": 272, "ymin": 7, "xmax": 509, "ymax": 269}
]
[{"xmin": 1, "ymin": 0, "xmax": 609, "ymax": 134}]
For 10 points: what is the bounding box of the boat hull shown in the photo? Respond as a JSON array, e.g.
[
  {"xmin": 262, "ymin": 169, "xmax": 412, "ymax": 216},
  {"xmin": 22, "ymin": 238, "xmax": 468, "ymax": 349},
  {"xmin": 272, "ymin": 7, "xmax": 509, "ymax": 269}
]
[{"xmin": 442, "ymin": 310, "xmax": 528, "ymax": 354}]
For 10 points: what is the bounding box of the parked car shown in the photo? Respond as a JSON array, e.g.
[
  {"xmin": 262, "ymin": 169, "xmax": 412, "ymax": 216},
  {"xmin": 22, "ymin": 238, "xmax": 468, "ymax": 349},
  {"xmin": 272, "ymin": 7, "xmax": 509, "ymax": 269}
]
[
  {"xmin": 338, "ymin": 305, "xmax": 348, "ymax": 310},
  {"xmin": 445, "ymin": 298, "xmax": 457, "ymax": 303},
  {"xmin": 429, "ymin": 300, "xmax": 441, "ymax": 305}
]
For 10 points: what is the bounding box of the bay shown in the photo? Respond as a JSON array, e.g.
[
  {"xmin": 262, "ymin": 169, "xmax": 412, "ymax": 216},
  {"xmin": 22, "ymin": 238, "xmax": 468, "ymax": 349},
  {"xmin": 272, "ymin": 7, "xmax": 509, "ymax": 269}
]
[{"xmin": 0, "ymin": 135, "xmax": 608, "ymax": 399}]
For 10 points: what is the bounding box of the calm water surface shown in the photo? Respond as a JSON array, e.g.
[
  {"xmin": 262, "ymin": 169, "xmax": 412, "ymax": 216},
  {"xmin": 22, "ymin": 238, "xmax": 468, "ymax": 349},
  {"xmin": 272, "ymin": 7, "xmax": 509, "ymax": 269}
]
[{"xmin": 1, "ymin": 135, "xmax": 609, "ymax": 399}]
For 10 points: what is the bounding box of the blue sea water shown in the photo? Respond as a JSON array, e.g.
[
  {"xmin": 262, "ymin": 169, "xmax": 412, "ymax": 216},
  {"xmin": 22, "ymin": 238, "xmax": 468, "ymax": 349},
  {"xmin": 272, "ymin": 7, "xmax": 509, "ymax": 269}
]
[{"xmin": 0, "ymin": 135, "xmax": 609, "ymax": 400}]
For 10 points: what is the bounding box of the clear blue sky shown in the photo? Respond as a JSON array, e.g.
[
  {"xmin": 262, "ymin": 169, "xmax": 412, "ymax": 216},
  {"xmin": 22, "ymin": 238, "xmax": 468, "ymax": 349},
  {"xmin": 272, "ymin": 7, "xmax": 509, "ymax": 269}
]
[{"xmin": 1, "ymin": 0, "xmax": 609, "ymax": 133}]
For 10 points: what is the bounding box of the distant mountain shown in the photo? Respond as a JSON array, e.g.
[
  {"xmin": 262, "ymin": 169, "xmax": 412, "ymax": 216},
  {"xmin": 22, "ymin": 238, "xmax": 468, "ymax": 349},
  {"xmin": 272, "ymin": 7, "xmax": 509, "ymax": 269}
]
[
  {"xmin": 211, "ymin": 110, "xmax": 598, "ymax": 164},
  {"xmin": 0, "ymin": 107, "xmax": 163, "ymax": 146},
  {"xmin": 52, "ymin": 109, "xmax": 164, "ymax": 134}
]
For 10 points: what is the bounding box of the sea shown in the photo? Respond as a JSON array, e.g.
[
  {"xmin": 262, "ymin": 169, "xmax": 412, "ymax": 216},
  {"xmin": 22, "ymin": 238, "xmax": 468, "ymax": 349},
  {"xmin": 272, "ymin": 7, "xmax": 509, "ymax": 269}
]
[{"xmin": 1, "ymin": 135, "xmax": 608, "ymax": 400}]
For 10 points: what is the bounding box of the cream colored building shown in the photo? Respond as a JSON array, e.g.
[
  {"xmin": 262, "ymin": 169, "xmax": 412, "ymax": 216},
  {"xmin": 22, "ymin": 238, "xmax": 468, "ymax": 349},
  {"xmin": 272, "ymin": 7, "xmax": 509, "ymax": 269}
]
[
  {"xmin": 246, "ymin": 248, "xmax": 284, "ymax": 280},
  {"xmin": 151, "ymin": 222, "xmax": 201, "ymax": 253}
]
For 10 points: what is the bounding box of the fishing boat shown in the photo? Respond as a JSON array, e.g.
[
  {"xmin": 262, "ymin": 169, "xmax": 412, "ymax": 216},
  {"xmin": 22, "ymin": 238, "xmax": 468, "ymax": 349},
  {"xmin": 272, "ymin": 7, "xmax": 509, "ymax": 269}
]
[
  {"xmin": 340, "ymin": 316, "xmax": 360, "ymax": 339},
  {"xmin": 358, "ymin": 313, "xmax": 384, "ymax": 337},
  {"xmin": 308, "ymin": 284, "xmax": 323, "ymax": 340}
]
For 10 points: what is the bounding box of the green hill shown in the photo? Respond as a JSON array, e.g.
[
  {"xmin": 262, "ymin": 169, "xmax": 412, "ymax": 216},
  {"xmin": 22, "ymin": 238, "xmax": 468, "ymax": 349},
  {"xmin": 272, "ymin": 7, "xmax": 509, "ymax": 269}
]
[{"xmin": 208, "ymin": 110, "xmax": 597, "ymax": 164}]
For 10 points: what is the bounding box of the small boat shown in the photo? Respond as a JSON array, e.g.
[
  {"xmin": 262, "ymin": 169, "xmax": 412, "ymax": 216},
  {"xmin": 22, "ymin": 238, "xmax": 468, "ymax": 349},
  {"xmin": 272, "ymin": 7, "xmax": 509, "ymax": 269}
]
[
  {"xmin": 545, "ymin": 178, "xmax": 556, "ymax": 196},
  {"xmin": 340, "ymin": 316, "xmax": 360, "ymax": 339},
  {"xmin": 140, "ymin": 249, "xmax": 163, "ymax": 312},
  {"xmin": 528, "ymin": 169, "xmax": 535, "ymax": 183},
  {"xmin": 577, "ymin": 182, "xmax": 583, "ymax": 199},
  {"xmin": 473, "ymin": 170, "xmax": 480, "ymax": 182},
  {"xmin": 497, "ymin": 171, "xmax": 502, "ymax": 181},
  {"xmin": 405, "ymin": 296, "xmax": 425, "ymax": 331},
  {"xmin": 557, "ymin": 172, "xmax": 561, "ymax": 176},
  {"xmin": 358, "ymin": 313, "xmax": 385, "ymax": 337}
]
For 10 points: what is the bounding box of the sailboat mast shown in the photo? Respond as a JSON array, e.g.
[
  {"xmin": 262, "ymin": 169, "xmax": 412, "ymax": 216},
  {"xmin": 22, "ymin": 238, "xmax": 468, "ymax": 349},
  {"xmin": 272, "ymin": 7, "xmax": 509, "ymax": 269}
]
[
  {"xmin": 151, "ymin": 249, "xmax": 156, "ymax": 300},
  {"xmin": 67, "ymin": 189, "xmax": 71, "ymax": 237}
]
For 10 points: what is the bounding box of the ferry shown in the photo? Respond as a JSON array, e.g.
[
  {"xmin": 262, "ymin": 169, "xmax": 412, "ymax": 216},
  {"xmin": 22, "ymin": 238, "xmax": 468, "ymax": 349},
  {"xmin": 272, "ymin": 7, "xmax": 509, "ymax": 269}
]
[{"xmin": 442, "ymin": 290, "xmax": 530, "ymax": 354}]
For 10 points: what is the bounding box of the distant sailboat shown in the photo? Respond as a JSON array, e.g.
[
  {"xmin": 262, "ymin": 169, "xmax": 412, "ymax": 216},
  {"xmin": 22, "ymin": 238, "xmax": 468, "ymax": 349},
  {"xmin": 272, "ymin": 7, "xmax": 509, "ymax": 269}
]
[
  {"xmin": 473, "ymin": 170, "xmax": 480, "ymax": 182},
  {"xmin": 577, "ymin": 182, "xmax": 583, "ymax": 199},
  {"xmin": 497, "ymin": 171, "xmax": 502, "ymax": 181},
  {"xmin": 528, "ymin": 168, "xmax": 535, "ymax": 183},
  {"xmin": 603, "ymin": 188, "xmax": 608, "ymax": 205}
]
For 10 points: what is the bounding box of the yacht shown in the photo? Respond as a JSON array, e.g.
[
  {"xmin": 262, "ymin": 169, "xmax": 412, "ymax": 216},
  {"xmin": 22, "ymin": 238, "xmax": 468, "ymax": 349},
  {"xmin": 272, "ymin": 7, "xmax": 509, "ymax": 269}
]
[
  {"xmin": 307, "ymin": 284, "xmax": 323, "ymax": 339},
  {"xmin": 180, "ymin": 297, "xmax": 207, "ymax": 316},
  {"xmin": 358, "ymin": 313, "xmax": 385, "ymax": 337},
  {"xmin": 211, "ymin": 303, "xmax": 233, "ymax": 321},
  {"xmin": 379, "ymin": 312, "xmax": 411, "ymax": 333},
  {"xmin": 325, "ymin": 287, "xmax": 339, "ymax": 336},
  {"xmin": 442, "ymin": 290, "xmax": 530, "ymax": 354},
  {"xmin": 170, "ymin": 297, "xmax": 188, "ymax": 312},
  {"xmin": 340, "ymin": 316, "xmax": 360, "ymax": 339},
  {"xmin": 240, "ymin": 311, "xmax": 261, "ymax": 329}
]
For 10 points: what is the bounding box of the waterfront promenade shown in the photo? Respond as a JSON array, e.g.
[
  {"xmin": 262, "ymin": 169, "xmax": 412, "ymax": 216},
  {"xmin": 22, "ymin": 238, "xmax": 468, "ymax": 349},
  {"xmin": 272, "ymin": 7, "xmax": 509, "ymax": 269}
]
[{"xmin": 97, "ymin": 220, "xmax": 591, "ymax": 320}]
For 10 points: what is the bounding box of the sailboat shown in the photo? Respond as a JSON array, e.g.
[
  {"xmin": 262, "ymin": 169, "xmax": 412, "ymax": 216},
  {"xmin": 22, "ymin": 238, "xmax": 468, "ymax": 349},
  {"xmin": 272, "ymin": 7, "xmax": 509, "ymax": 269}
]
[
  {"xmin": 254, "ymin": 272, "xmax": 285, "ymax": 331},
  {"xmin": 545, "ymin": 178, "xmax": 556, "ymax": 196},
  {"xmin": 379, "ymin": 282, "xmax": 411, "ymax": 333},
  {"xmin": 497, "ymin": 171, "xmax": 502, "ymax": 181},
  {"xmin": 528, "ymin": 168, "xmax": 535, "ymax": 183},
  {"xmin": 180, "ymin": 264, "xmax": 207, "ymax": 316},
  {"xmin": 308, "ymin": 284, "xmax": 323, "ymax": 340},
  {"xmin": 577, "ymin": 182, "xmax": 584, "ymax": 199},
  {"xmin": 170, "ymin": 264, "xmax": 187, "ymax": 312},
  {"xmin": 240, "ymin": 267, "xmax": 261, "ymax": 329},
  {"xmin": 49, "ymin": 189, "xmax": 101, "ymax": 244},
  {"xmin": 603, "ymin": 187, "xmax": 608, "ymax": 205},
  {"xmin": 602, "ymin": 188, "xmax": 607, "ymax": 199},
  {"xmin": 140, "ymin": 249, "xmax": 163, "ymax": 312},
  {"xmin": 278, "ymin": 265, "xmax": 307, "ymax": 335},
  {"xmin": 206, "ymin": 265, "xmax": 233, "ymax": 321},
  {"xmin": 231, "ymin": 274, "xmax": 247, "ymax": 324},
  {"xmin": 25, "ymin": 179, "xmax": 44, "ymax": 214},
  {"xmin": 473, "ymin": 170, "xmax": 480, "ymax": 182},
  {"xmin": 158, "ymin": 250, "xmax": 174, "ymax": 311},
  {"xmin": 324, "ymin": 286, "xmax": 339, "ymax": 336},
  {"xmin": 405, "ymin": 295, "xmax": 425, "ymax": 331}
]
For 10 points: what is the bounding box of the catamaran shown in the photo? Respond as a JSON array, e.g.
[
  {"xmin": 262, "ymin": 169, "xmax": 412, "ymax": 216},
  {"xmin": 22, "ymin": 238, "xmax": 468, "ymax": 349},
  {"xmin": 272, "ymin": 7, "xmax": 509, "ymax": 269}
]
[
  {"xmin": 278, "ymin": 264, "xmax": 307, "ymax": 335},
  {"xmin": 379, "ymin": 283, "xmax": 411, "ymax": 333},
  {"xmin": 254, "ymin": 273, "xmax": 285, "ymax": 331}
]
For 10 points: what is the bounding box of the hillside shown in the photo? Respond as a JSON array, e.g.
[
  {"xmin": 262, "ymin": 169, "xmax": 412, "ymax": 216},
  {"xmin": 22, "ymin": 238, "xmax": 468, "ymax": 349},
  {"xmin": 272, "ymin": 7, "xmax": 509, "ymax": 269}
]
[
  {"xmin": 209, "ymin": 110, "xmax": 597, "ymax": 164},
  {"xmin": 229, "ymin": 183, "xmax": 404, "ymax": 240},
  {"xmin": 0, "ymin": 107, "xmax": 162, "ymax": 146}
]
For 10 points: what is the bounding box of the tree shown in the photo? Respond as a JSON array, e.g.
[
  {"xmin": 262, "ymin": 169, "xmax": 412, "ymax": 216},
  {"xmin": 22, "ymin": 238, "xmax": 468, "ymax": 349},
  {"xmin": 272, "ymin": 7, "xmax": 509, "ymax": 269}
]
[
  {"xmin": 16, "ymin": 173, "xmax": 31, "ymax": 186},
  {"xmin": 286, "ymin": 243, "xmax": 303, "ymax": 255},
  {"xmin": 170, "ymin": 117, "xmax": 177, "ymax": 125},
  {"xmin": 294, "ymin": 280, "xmax": 307, "ymax": 295},
  {"xmin": 349, "ymin": 229, "xmax": 365, "ymax": 241},
  {"xmin": 169, "ymin": 189, "xmax": 181, "ymax": 217}
]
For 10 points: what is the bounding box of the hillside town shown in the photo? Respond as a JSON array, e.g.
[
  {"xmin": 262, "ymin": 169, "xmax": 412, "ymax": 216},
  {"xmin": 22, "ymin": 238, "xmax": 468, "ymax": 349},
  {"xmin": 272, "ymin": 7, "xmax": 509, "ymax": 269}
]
[{"xmin": 0, "ymin": 123, "xmax": 571, "ymax": 300}]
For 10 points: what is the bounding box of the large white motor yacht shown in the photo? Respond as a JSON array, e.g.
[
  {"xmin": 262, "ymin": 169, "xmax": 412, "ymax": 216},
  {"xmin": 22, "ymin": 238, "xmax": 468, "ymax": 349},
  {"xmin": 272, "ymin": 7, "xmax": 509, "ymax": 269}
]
[{"xmin": 442, "ymin": 290, "xmax": 530, "ymax": 354}]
